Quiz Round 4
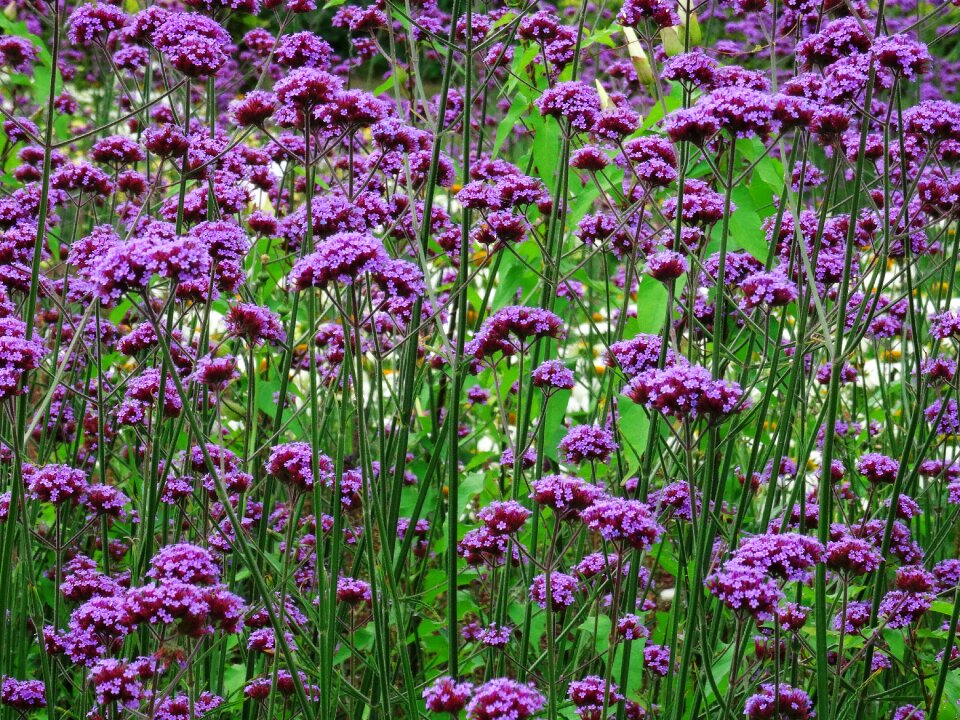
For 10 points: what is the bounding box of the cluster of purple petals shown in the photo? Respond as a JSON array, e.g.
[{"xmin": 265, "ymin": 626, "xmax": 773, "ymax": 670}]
[
  {"xmin": 466, "ymin": 678, "xmax": 546, "ymax": 720},
  {"xmin": 466, "ymin": 306, "xmax": 566, "ymax": 360},
  {"xmin": 624, "ymin": 363, "xmax": 747, "ymax": 419}
]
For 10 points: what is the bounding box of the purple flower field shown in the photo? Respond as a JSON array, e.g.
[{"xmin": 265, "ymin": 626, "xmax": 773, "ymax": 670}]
[{"xmin": 1, "ymin": 0, "xmax": 960, "ymax": 718}]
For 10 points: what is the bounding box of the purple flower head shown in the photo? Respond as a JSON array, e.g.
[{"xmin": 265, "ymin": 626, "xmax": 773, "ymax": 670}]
[
  {"xmin": 925, "ymin": 398, "xmax": 960, "ymax": 436},
  {"xmin": 529, "ymin": 475, "xmax": 603, "ymax": 518},
  {"xmin": 567, "ymin": 676, "xmax": 623, "ymax": 720},
  {"xmin": 643, "ymin": 645, "xmax": 673, "ymax": 677},
  {"xmin": 275, "ymin": 67, "xmax": 344, "ymax": 109},
  {"xmin": 594, "ymin": 108, "xmax": 641, "ymax": 142},
  {"xmin": 117, "ymin": 369, "xmax": 183, "ymax": 425},
  {"xmin": 664, "ymin": 106, "xmax": 722, "ymax": 146},
  {"xmin": 621, "ymin": 137, "xmax": 677, "ymax": 186},
  {"xmin": 0, "ymin": 678, "xmax": 46, "ymax": 712},
  {"xmin": 457, "ymin": 527, "xmax": 521, "ymax": 567},
  {"xmin": 648, "ymin": 481, "xmax": 702, "ymax": 522},
  {"xmin": 466, "ymin": 679, "xmax": 545, "ymax": 720},
  {"xmin": 276, "ymin": 32, "xmax": 333, "ymax": 69},
  {"xmin": 501, "ymin": 447, "xmax": 538, "ymax": 470},
  {"xmin": 424, "ymin": 676, "xmax": 474, "ymax": 714},
  {"xmin": 147, "ymin": 543, "xmax": 221, "ymax": 586},
  {"xmin": 740, "ymin": 272, "xmax": 797, "ymax": 310},
  {"xmin": 918, "ymin": 355, "xmax": 956, "ymax": 384},
  {"xmin": 529, "ymin": 572, "xmax": 579, "ymax": 610},
  {"xmin": 733, "ymin": 533, "xmax": 824, "ymax": 583},
  {"xmin": 247, "ymin": 628, "xmax": 297, "ymax": 653},
  {"xmin": 336, "ymin": 577, "xmax": 372, "ymax": 604},
  {"xmin": 225, "ymin": 303, "xmax": 286, "ymax": 346},
  {"xmin": 374, "ymin": 258, "xmax": 426, "ymax": 300},
  {"xmin": 265, "ymin": 443, "xmax": 334, "ymax": 492},
  {"xmin": 698, "ymin": 87, "xmax": 777, "ymax": 139},
  {"xmin": 776, "ymin": 603, "xmax": 810, "ymax": 632},
  {"xmin": 797, "ymin": 18, "xmax": 872, "ymax": 70},
  {"xmin": 191, "ymin": 354, "xmax": 240, "ymax": 391},
  {"xmin": 581, "ymin": 498, "xmax": 664, "ymax": 550},
  {"xmin": 531, "ymin": 360, "xmax": 575, "ymax": 391},
  {"xmin": 825, "ymin": 536, "xmax": 881, "ymax": 576},
  {"xmin": 88, "ymin": 658, "xmax": 144, "ymax": 709},
  {"xmin": 879, "ymin": 589, "xmax": 933, "ymax": 629},
  {"xmin": 558, "ymin": 425, "xmax": 618, "ymax": 464},
  {"xmin": 571, "ymin": 147, "xmax": 611, "ymax": 171},
  {"xmin": 23, "ymin": 463, "xmax": 88, "ymax": 504},
  {"xmin": 856, "ymin": 453, "xmax": 899, "ymax": 484},
  {"xmin": 892, "ymin": 707, "xmax": 925, "ymax": 720},
  {"xmin": 903, "ymin": 101, "xmax": 960, "ymax": 141},
  {"xmin": 872, "ymin": 35, "xmax": 931, "ymax": 79},
  {"xmin": 535, "ymin": 82, "xmax": 601, "ymax": 132},
  {"xmin": 289, "ymin": 232, "xmax": 389, "ymax": 290},
  {"xmin": 466, "ymin": 306, "xmax": 565, "ymax": 360},
  {"xmin": 68, "ymin": 4, "xmax": 128, "ymax": 46},
  {"xmin": 155, "ymin": 692, "xmax": 223, "ymax": 720},
  {"xmin": 833, "ymin": 600, "xmax": 871, "ymax": 634},
  {"xmin": 477, "ymin": 623, "xmax": 513, "ymax": 648},
  {"xmin": 663, "ymin": 50, "xmax": 718, "ymax": 89},
  {"xmin": 616, "ymin": 0, "xmax": 678, "ymax": 28},
  {"xmin": 624, "ymin": 363, "xmax": 746, "ymax": 419},
  {"xmin": 662, "ymin": 180, "xmax": 727, "ymax": 225},
  {"xmin": 646, "ymin": 251, "xmax": 688, "ymax": 282},
  {"xmin": 84, "ymin": 484, "xmax": 131, "ymax": 520},
  {"xmin": 143, "ymin": 124, "xmax": 189, "ymax": 158},
  {"xmin": 616, "ymin": 614, "xmax": 649, "ymax": 640},
  {"xmin": 743, "ymin": 684, "xmax": 814, "ymax": 720},
  {"xmin": 232, "ymin": 91, "xmax": 277, "ymax": 127},
  {"xmin": 706, "ymin": 561, "xmax": 783, "ymax": 620},
  {"xmin": 606, "ymin": 334, "xmax": 673, "ymax": 379},
  {"xmin": 0, "ymin": 37, "xmax": 39, "ymax": 74},
  {"xmin": 90, "ymin": 136, "xmax": 144, "ymax": 166},
  {"xmin": 477, "ymin": 501, "xmax": 531, "ymax": 535}
]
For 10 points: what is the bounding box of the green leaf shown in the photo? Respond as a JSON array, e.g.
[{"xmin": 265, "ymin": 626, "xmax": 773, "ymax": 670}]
[
  {"xmin": 728, "ymin": 186, "xmax": 768, "ymax": 259},
  {"xmin": 493, "ymin": 95, "xmax": 530, "ymax": 158},
  {"xmin": 618, "ymin": 399, "xmax": 650, "ymax": 460},
  {"xmin": 457, "ymin": 472, "xmax": 485, "ymax": 516},
  {"xmin": 544, "ymin": 389, "xmax": 572, "ymax": 461},
  {"xmin": 633, "ymin": 277, "xmax": 668, "ymax": 335},
  {"xmin": 527, "ymin": 111, "xmax": 563, "ymax": 194},
  {"xmin": 493, "ymin": 253, "xmax": 536, "ymax": 308}
]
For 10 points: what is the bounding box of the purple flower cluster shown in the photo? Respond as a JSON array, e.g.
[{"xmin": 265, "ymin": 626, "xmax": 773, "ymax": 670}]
[
  {"xmin": 466, "ymin": 306, "xmax": 566, "ymax": 360},
  {"xmin": 624, "ymin": 363, "xmax": 747, "ymax": 419},
  {"xmin": 743, "ymin": 684, "xmax": 815, "ymax": 720},
  {"xmin": 581, "ymin": 498, "xmax": 664, "ymax": 550},
  {"xmin": 706, "ymin": 562, "xmax": 783, "ymax": 621},
  {"xmin": 558, "ymin": 425, "xmax": 619, "ymax": 464},
  {"xmin": 462, "ymin": 680, "xmax": 544, "ymax": 720},
  {"xmin": 529, "ymin": 572, "xmax": 579, "ymax": 610}
]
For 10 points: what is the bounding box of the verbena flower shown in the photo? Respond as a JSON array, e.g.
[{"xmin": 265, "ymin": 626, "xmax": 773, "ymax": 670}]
[
  {"xmin": 581, "ymin": 498, "xmax": 664, "ymax": 550},
  {"xmin": 535, "ymin": 82, "xmax": 601, "ymax": 132},
  {"xmin": 424, "ymin": 676, "xmax": 474, "ymax": 714},
  {"xmin": 529, "ymin": 572, "xmax": 579, "ymax": 610},
  {"xmin": 0, "ymin": 678, "xmax": 46, "ymax": 711},
  {"xmin": 289, "ymin": 232, "xmax": 389, "ymax": 290},
  {"xmin": 706, "ymin": 561, "xmax": 783, "ymax": 621},
  {"xmin": 558, "ymin": 425, "xmax": 618, "ymax": 464},
  {"xmin": 568, "ymin": 676, "xmax": 623, "ymax": 720},
  {"xmin": 466, "ymin": 306, "xmax": 565, "ymax": 360},
  {"xmin": 743, "ymin": 683, "xmax": 814, "ymax": 720},
  {"xmin": 529, "ymin": 475, "xmax": 603, "ymax": 518},
  {"xmin": 732, "ymin": 533, "xmax": 824, "ymax": 583},
  {"xmin": 624, "ymin": 364, "xmax": 746, "ymax": 419},
  {"xmin": 466, "ymin": 679, "xmax": 545, "ymax": 720}
]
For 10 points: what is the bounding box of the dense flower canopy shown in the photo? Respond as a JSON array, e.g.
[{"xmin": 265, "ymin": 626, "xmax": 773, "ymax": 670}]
[{"xmin": 0, "ymin": 0, "xmax": 958, "ymax": 718}]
